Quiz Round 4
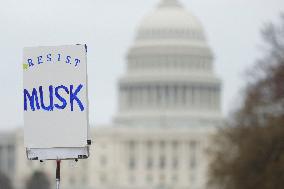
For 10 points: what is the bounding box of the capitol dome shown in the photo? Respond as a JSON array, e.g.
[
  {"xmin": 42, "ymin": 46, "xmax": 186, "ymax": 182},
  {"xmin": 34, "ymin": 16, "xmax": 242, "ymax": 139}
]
[{"xmin": 115, "ymin": 0, "xmax": 222, "ymax": 127}]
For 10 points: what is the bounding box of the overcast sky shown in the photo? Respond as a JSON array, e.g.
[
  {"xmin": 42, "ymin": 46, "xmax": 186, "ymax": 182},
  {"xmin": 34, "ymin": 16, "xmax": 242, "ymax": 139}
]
[{"xmin": 0, "ymin": 0, "xmax": 283, "ymax": 131}]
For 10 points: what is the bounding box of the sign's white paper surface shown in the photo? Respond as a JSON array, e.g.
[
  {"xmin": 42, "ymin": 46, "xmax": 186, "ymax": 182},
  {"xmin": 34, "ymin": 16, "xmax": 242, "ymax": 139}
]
[{"xmin": 23, "ymin": 45, "xmax": 88, "ymax": 148}]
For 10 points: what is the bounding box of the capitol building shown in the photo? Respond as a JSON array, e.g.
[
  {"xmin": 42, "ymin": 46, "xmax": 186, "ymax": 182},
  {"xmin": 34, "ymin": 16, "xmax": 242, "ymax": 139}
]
[{"xmin": 0, "ymin": 0, "xmax": 222, "ymax": 189}]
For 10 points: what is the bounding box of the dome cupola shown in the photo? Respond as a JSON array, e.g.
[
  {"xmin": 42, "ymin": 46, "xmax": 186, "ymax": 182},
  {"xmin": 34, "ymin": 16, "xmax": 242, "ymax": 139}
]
[
  {"xmin": 158, "ymin": 0, "xmax": 182, "ymax": 8},
  {"xmin": 136, "ymin": 0, "xmax": 205, "ymax": 42}
]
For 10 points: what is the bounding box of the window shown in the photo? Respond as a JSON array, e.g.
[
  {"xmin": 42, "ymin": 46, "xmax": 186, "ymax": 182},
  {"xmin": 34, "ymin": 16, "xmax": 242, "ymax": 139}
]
[
  {"xmin": 159, "ymin": 174, "xmax": 165, "ymax": 184},
  {"xmin": 159, "ymin": 141, "xmax": 165, "ymax": 150},
  {"xmin": 147, "ymin": 141, "xmax": 153, "ymax": 149},
  {"xmin": 159, "ymin": 155, "xmax": 166, "ymax": 170},
  {"xmin": 129, "ymin": 141, "xmax": 136, "ymax": 153},
  {"xmin": 172, "ymin": 156, "xmax": 178, "ymax": 169},
  {"xmin": 189, "ymin": 141, "xmax": 197, "ymax": 169},
  {"xmin": 172, "ymin": 141, "xmax": 178, "ymax": 151},
  {"xmin": 172, "ymin": 174, "xmax": 178, "ymax": 183},
  {"xmin": 128, "ymin": 141, "xmax": 136, "ymax": 170},
  {"xmin": 146, "ymin": 141, "xmax": 154, "ymax": 169},
  {"xmin": 146, "ymin": 156, "xmax": 153, "ymax": 170},
  {"xmin": 146, "ymin": 174, "xmax": 153, "ymax": 184},
  {"xmin": 190, "ymin": 154, "xmax": 196, "ymax": 169},
  {"xmin": 129, "ymin": 156, "xmax": 136, "ymax": 170}
]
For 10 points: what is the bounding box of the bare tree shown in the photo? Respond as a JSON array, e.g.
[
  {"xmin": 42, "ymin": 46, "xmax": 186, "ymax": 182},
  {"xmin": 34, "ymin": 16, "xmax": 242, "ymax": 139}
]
[
  {"xmin": 26, "ymin": 171, "xmax": 50, "ymax": 189},
  {"xmin": 208, "ymin": 15, "xmax": 284, "ymax": 189},
  {"xmin": 0, "ymin": 172, "xmax": 13, "ymax": 189}
]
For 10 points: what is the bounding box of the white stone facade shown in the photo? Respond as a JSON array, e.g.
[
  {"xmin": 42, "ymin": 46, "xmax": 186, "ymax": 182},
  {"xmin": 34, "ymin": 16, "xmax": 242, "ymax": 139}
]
[{"xmin": 0, "ymin": 1, "xmax": 222, "ymax": 189}]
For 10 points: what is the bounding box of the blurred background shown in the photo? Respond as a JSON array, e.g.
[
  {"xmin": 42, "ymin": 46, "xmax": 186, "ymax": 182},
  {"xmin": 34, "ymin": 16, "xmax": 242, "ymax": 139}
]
[{"xmin": 0, "ymin": 0, "xmax": 283, "ymax": 189}]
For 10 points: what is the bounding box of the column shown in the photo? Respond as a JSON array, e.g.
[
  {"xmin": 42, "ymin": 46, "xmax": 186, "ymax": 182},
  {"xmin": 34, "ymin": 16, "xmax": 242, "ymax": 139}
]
[
  {"xmin": 205, "ymin": 87, "xmax": 210, "ymax": 109},
  {"xmin": 157, "ymin": 86, "xmax": 162, "ymax": 107},
  {"xmin": 192, "ymin": 86, "xmax": 196, "ymax": 108},
  {"xmin": 164, "ymin": 85, "xmax": 169, "ymax": 108},
  {"xmin": 161, "ymin": 85, "xmax": 166, "ymax": 108},
  {"xmin": 177, "ymin": 85, "xmax": 183, "ymax": 108},
  {"xmin": 130, "ymin": 87, "xmax": 133, "ymax": 109},
  {"xmin": 168, "ymin": 85, "xmax": 174, "ymax": 108},
  {"xmin": 149, "ymin": 86, "xmax": 154, "ymax": 108},
  {"xmin": 200, "ymin": 87, "xmax": 205, "ymax": 109},
  {"xmin": 173, "ymin": 86, "xmax": 178, "ymax": 109},
  {"xmin": 134, "ymin": 87, "xmax": 139, "ymax": 109},
  {"xmin": 186, "ymin": 86, "xmax": 191, "ymax": 108},
  {"xmin": 181, "ymin": 85, "xmax": 186, "ymax": 108}
]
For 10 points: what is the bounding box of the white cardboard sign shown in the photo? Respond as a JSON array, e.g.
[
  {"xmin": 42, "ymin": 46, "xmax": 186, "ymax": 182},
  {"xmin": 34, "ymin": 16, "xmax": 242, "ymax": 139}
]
[{"xmin": 23, "ymin": 45, "xmax": 89, "ymax": 154}]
